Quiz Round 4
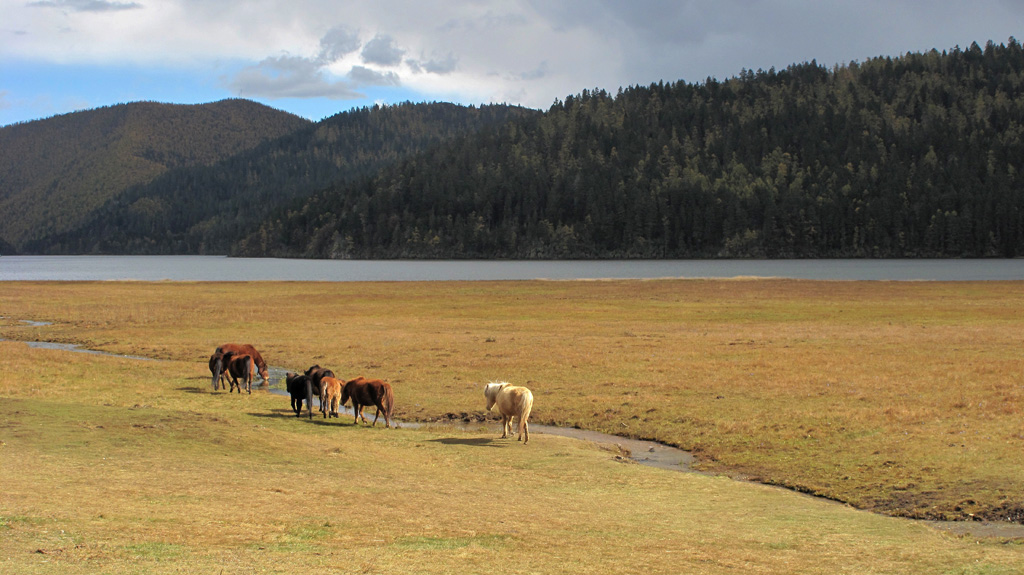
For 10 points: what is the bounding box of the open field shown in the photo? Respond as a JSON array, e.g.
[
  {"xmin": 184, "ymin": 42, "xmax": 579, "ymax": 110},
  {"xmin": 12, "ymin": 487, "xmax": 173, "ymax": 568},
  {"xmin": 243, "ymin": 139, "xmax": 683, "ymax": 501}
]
[{"xmin": 1, "ymin": 279, "xmax": 1023, "ymax": 573}]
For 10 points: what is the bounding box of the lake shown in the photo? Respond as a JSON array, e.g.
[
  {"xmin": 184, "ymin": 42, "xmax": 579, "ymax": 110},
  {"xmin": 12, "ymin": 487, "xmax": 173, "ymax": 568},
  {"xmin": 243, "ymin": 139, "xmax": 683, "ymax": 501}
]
[{"xmin": 1, "ymin": 255, "xmax": 1023, "ymax": 281}]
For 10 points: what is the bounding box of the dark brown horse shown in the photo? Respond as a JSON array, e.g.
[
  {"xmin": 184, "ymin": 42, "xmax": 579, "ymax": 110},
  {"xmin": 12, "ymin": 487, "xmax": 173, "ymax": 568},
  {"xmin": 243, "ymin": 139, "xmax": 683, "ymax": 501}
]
[
  {"xmin": 304, "ymin": 365, "xmax": 335, "ymax": 416},
  {"xmin": 226, "ymin": 354, "xmax": 255, "ymax": 394},
  {"xmin": 341, "ymin": 377, "xmax": 394, "ymax": 428},
  {"xmin": 285, "ymin": 372, "xmax": 315, "ymax": 418},
  {"xmin": 211, "ymin": 344, "xmax": 268, "ymax": 388},
  {"xmin": 209, "ymin": 353, "xmax": 230, "ymax": 391}
]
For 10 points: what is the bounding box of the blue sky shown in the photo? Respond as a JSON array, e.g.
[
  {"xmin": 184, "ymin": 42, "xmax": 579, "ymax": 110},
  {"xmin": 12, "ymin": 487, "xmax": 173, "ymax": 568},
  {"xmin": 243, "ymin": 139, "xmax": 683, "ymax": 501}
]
[{"xmin": 2, "ymin": 0, "xmax": 1022, "ymax": 127}]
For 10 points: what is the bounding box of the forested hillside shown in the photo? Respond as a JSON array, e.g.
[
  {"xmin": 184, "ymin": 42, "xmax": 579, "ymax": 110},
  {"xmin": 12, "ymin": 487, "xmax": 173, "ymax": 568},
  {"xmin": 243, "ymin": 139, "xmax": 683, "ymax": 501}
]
[
  {"xmin": 240, "ymin": 40, "xmax": 1024, "ymax": 259},
  {"xmin": 30, "ymin": 103, "xmax": 539, "ymax": 254},
  {"xmin": 0, "ymin": 100, "xmax": 309, "ymax": 251}
]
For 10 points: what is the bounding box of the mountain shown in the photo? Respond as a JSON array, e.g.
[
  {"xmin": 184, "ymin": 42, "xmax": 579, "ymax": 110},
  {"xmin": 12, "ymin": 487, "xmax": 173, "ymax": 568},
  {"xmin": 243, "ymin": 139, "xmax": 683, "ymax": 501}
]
[
  {"xmin": 242, "ymin": 40, "xmax": 1024, "ymax": 259},
  {"xmin": 28, "ymin": 102, "xmax": 540, "ymax": 254},
  {"xmin": 0, "ymin": 99, "xmax": 310, "ymax": 251}
]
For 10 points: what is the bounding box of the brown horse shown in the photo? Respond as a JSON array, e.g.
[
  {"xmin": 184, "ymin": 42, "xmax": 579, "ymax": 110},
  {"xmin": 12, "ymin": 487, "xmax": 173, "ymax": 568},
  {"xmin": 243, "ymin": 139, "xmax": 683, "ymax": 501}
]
[
  {"xmin": 212, "ymin": 344, "xmax": 268, "ymax": 387},
  {"xmin": 226, "ymin": 354, "xmax": 256, "ymax": 394},
  {"xmin": 285, "ymin": 372, "xmax": 315, "ymax": 418},
  {"xmin": 341, "ymin": 377, "xmax": 394, "ymax": 428},
  {"xmin": 319, "ymin": 376, "xmax": 343, "ymax": 418}
]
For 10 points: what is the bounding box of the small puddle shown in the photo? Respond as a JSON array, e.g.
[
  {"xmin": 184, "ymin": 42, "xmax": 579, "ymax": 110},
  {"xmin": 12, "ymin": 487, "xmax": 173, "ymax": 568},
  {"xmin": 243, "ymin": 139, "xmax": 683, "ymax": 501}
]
[
  {"xmin": 20, "ymin": 320, "xmax": 53, "ymax": 327},
  {"xmin": 4, "ymin": 335, "xmax": 1023, "ymax": 538}
]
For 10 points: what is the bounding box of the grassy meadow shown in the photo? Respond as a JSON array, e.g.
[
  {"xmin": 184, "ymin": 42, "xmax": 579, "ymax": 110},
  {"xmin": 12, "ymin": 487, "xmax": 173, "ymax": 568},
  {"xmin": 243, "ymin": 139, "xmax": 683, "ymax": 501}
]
[{"xmin": 1, "ymin": 279, "xmax": 1023, "ymax": 573}]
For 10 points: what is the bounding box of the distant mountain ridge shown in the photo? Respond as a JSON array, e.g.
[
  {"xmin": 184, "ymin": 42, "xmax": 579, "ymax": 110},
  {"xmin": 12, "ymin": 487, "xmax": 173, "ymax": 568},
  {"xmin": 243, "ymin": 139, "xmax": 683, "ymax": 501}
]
[
  {"xmin": 6, "ymin": 40, "xmax": 1024, "ymax": 258},
  {"xmin": 0, "ymin": 99, "xmax": 310, "ymax": 251},
  {"xmin": 28, "ymin": 102, "xmax": 540, "ymax": 254}
]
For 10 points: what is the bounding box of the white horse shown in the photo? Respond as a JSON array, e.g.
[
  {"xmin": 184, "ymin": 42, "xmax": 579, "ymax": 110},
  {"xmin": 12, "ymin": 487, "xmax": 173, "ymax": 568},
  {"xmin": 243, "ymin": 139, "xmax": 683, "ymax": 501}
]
[{"xmin": 484, "ymin": 382, "xmax": 534, "ymax": 444}]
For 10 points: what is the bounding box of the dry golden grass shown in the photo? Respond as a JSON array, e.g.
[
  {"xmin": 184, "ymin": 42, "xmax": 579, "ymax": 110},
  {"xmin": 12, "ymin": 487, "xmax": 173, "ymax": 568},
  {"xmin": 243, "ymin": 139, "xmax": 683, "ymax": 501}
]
[
  {"xmin": 1, "ymin": 340, "xmax": 1023, "ymax": 574},
  {"xmin": 1, "ymin": 279, "xmax": 1023, "ymax": 528}
]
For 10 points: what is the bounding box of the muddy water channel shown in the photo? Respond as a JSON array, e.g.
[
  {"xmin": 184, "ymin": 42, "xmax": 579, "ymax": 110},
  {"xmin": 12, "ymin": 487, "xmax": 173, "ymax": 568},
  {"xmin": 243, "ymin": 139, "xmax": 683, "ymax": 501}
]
[
  {"xmin": 265, "ymin": 366, "xmax": 695, "ymax": 471},
  {"xmin": 4, "ymin": 336, "xmax": 1023, "ymax": 539}
]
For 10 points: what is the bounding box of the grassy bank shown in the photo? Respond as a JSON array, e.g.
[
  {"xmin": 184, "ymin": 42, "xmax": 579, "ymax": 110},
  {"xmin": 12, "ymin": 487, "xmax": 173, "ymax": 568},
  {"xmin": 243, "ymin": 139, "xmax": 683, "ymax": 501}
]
[
  {"xmin": 1, "ymin": 279, "xmax": 1022, "ymax": 527},
  {"xmin": 1, "ymin": 339, "xmax": 1022, "ymax": 574}
]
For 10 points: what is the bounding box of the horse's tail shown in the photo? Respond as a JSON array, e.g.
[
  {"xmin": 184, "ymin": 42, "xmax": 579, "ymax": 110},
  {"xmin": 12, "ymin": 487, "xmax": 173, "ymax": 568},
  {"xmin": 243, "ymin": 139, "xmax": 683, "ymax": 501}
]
[
  {"xmin": 211, "ymin": 354, "xmax": 223, "ymax": 390},
  {"xmin": 382, "ymin": 383, "xmax": 395, "ymax": 427},
  {"xmin": 244, "ymin": 356, "xmax": 255, "ymax": 394},
  {"xmin": 518, "ymin": 390, "xmax": 534, "ymax": 443},
  {"xmin": 305, "ymin": 378, "xmax": 314, "ymax": 419}
]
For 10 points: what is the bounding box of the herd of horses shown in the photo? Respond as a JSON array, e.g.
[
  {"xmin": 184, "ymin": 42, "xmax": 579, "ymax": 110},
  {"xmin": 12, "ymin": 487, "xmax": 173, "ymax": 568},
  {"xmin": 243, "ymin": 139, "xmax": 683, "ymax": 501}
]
[{"xmin": 208, "ymin": 343, "xmax": 534, "ymax": 442}]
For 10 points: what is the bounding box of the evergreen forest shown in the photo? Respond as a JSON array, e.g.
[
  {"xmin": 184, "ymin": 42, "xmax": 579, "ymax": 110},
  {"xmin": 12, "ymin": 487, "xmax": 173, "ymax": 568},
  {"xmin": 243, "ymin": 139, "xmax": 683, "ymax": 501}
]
[{"xmin": 239, "ymin": 40, "xmax": 1024, "ymax": 259}]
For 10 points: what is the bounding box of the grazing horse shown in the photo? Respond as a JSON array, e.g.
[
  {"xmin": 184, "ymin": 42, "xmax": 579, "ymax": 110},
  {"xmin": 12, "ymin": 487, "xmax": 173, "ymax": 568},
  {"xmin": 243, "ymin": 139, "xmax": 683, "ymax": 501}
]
[
  {"xmin": 319, "ymin": 377, "xmax": 344, "ymax": 418},
  {"xmin": 209, "ymin": 353, "xmax": 230, "ymax": 391},
  {"xmin": 226, "ymin": 354, "xmax": 256, "ymax": 394},
  {"xmin": 285, "ymin": 372, "xmax": 315, "ymax": 419},
  {"xmin": 341, "ymin": 377, "xmax": 394, "ymax": 428},
  {"xmin": 305, "ymin": 365, "xmax": 336, "ymax": 416},
  {"xmin": 484, "ymin": 382, "xmax": 533, "ymax": 444},
  {"xmin": 212, "ymin": 344, "xmax": 268, "ymax": 387}
]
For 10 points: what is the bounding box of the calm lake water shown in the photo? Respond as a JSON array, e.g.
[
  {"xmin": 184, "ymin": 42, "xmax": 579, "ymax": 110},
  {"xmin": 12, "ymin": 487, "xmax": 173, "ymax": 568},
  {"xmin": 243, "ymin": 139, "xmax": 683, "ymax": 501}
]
[{"xmin": 1, "ymin": 255, "xmax": 1023, "ymax": 281}]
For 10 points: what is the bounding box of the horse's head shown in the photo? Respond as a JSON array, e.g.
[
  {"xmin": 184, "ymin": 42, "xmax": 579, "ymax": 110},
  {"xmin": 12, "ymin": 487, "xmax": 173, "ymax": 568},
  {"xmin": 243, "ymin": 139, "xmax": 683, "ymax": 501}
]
[{"xmin": 483, "ymin": 382, "xmax": 508, "ymax": 411}]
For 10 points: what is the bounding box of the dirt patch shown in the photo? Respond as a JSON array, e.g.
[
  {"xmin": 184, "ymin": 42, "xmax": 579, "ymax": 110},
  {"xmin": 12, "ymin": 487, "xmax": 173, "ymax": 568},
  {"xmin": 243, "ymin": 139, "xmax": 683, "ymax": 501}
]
[{"xmin": 423, "ymin": 411, "xmax": 490, "ymax": 424}]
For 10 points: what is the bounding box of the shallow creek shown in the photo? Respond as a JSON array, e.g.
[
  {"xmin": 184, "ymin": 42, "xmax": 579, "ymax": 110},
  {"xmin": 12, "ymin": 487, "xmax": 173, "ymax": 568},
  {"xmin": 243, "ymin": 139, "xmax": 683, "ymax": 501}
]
[{"xmin": 3, "ymin": 334, "xmax": 1022, "ymax": 539}]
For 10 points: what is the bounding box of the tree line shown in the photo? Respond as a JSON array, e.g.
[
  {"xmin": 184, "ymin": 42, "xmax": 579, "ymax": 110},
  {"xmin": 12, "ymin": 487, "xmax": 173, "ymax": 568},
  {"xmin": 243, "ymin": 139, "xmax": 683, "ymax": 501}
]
[{"xmin": 237, "ymin": 39, "xmax": 1024, "ymax": 259}]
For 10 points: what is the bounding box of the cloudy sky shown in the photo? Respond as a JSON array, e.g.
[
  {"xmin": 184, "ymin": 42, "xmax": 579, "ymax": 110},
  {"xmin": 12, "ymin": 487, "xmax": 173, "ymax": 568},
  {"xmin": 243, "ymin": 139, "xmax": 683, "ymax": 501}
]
[{"xmin": 1, "ymin": 0, "xmax": 1021, "ymax": 126}]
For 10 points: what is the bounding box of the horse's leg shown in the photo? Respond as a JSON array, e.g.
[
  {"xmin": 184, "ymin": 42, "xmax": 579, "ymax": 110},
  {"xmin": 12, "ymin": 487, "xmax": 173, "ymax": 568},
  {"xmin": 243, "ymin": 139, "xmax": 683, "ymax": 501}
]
[{"xmin": 305, "ymin": 380, "xmax": 314, "ymax": 420}]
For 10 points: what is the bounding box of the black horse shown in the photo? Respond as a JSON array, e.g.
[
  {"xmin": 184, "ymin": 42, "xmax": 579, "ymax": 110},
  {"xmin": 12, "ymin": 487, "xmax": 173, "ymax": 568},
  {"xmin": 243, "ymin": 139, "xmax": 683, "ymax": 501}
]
[{"xmin": 285, "ymin": 372, "xmax": 315, "ymax": 419}]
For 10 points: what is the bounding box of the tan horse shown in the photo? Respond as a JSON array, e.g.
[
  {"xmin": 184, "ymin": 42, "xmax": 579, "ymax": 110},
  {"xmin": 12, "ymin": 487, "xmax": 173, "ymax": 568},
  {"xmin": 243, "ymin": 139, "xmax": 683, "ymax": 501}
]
[
  {"xmin": 319, "ymin": 376, "xmax": 343, "ymax": 418},
  {"xmin": 484, "ymin": 382, "xmax": 533, "ymax": 444}
]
